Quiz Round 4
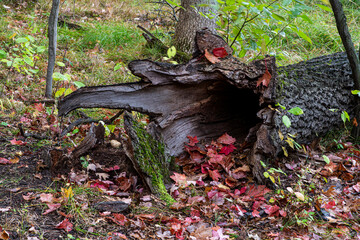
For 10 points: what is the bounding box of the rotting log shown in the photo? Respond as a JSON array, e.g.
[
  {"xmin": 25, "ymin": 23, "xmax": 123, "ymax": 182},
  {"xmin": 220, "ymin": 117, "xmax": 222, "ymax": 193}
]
[{"xmin": 58, "ymin": 29, "xmax": 355, "ymax": 183}]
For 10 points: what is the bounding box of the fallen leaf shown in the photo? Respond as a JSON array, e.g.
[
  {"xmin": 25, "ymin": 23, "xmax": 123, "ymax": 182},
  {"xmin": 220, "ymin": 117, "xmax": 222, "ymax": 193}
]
[
  {"xmin": 0, "ymin": 158, "xmax": 11, "ymax": 165},
  {"xmin": 55, "ymin": 218, "xmax": 73, "ymax": 232},
  {"xmin": 353, "ymin": 117, "xmax": 358, "ymax": 127},
  {"xmin": 264, "ymin": 204, "xmax": 280, "ymax": 217},
  {"xmin": 204, "ymin": 49, "xmax": 220, "ymax": 64},
  {"xmin": 39, "ymin": 193, "xmax": 54, "ymax": 203},
  {"xmin": 256, "ymin": 69, "xmax": 272, "ymax": 87},
  {"xmin": 212, "ymin": 47, "xmax": 228, "ymax": 58},
  {"xmin": 217, "ymin": 133, "xmax": 236, "ymax": 145},
  {"xmin": 9, "ymin": 157, "xmax": 19, "ymax": 164},
  {"xmin": 43, "ymin": 203, "xmax": 61, "ymax": 215},
  {"xmin": 219, "ymin": 144, "xmax": 236, "ymax": 155},
  {"xmin": 10, "ymin": 138, "xmax": 27, "ymax": 146},
  {"xmin": 22, "ymin": 192, "xmax": 35, "ymax": 201},
  {"xmin": 170, "ymin": 172, "xmax": 188, "ymax": 188},
  {"xmin": 187, "ymin": 135, "xmax": 199, "ymax": 146},
  {"xmin": 294, "ymin": 192, "xmax": 305, "ymax": 201},
  {"xmin": 0, "ymin": 207, "xmax": 11, "ymax": 212},
  {"xmin": 0, "ymin": 228, "xmax": 9, "ymax": 240},
  {"xmin": 208, "ymin": 169, "xmax": 221, "ymax": 181}
]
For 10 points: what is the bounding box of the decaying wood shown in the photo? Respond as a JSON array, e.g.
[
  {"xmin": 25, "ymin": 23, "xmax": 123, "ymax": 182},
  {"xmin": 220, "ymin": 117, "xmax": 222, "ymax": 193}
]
[
  {"xmin": 71, "ymin": 123, "xmax": 104, "ymax": 159},
  {"xmin": 58, "ymin": 29, "xmax": 355, "ymax": 183}
]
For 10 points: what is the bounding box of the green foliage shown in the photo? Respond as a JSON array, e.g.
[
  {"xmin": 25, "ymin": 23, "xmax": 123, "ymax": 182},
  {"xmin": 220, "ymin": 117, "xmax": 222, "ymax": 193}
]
[
  {"xmin": 0, "ymin": 34, "xmax": 45, "ymax": 76},
  {"xmin": 288, "ymin": 107, "xmax": 304, "ymax": 115},
  {"xmin": 200, "ymin": 0, "xmax": 313, "ymax": 59},
  {"xmin": 322, "ymin": 155, "xmax": 330, "ymax": 164},
  {"xmin": 282, "ymin": 115, "xmax": 291, "ymax": 128},
  {"xmin": 163, "ymin": 46, "xmax": 178, "ymax": 64},
  {"xmin": 341, "ymin": 110, "xmax": 350, "ymax": 124}
]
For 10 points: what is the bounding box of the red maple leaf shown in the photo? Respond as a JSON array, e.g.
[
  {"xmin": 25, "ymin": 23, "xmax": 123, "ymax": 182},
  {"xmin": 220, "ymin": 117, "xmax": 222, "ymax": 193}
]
[
  {"xmin": 264, "ymin": 205, "xmax": 280, "ymax": 217},
  {"xmin": 212, "ymin": 47, "xmax": 228, "ymax": 58},
  {"xmin": 256, "ymin": 69, "xmax": 272, "ymax": 87},
  {"xmin": 247, "ymin": 185, "xmax": 271, "ymax": 199},
  {"xmin": 187, "ymin": 135, "xmax": 199, "ymax": 146},
  {"xmin": 219, "ymin": 144, "xmax": 236, "ymax": 155},
  {"xmin": 325, "ymin": 200, "xmax": 336, "ymax": 209},
  {"xmin": 217, "ymin": 133, "xmax": 236, "ymax": 145},
  {"xmin": 252, "ymin": 210, "xmax": 261, "ymax": 217},
  {"xmin": 55, "ymin": 218, "xmax": 73, "ymax": 232},
  {"xmin": 34, "ymin": 103, "xmax": 45, "ymax": 112}
]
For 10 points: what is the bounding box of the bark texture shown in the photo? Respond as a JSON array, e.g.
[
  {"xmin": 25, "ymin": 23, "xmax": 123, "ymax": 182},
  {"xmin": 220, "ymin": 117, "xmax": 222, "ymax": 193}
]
[
  {"xmin": 58, "ymin": 30, "xmax": 355, "ymax": 183},
  {"xmin": 174, "ymin": 0, "xmax": 217, "ymax": 53},
  {"xmin": 45, "ymin": 0, "xmax": 60, "ymax": 98}
]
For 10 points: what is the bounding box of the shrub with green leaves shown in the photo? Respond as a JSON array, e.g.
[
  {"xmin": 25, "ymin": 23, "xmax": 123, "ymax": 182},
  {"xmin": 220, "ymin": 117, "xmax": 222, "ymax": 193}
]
[
  {"xmin": 199, "ymin": 0, "xmax": 331, "ymax": 60},
  {"xmin": 0, "ymin": 35, "xmax": 46, "ymax": 76}
]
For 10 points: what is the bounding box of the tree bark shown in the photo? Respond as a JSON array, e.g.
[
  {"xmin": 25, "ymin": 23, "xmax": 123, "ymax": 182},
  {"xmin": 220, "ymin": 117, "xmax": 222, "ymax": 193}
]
[
  {"xmin": 174, "ymin": 0, "xmax": 217, "ymax": 53},
  {"xmin": 58, "ymin": 30, "xmax": 354, "ymax": 183},
  {"xmin": 329, "ymin": 0, "xmax": 360, "ymax": 139},
  {"xmin": 45, "ymin": 0, "xmax": 60, "ymax": 98}
]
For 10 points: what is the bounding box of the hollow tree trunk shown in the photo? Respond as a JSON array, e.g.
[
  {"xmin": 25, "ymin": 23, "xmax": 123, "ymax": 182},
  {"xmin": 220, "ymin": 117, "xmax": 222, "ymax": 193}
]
[{"xmin": 58, "ymin": 30, "xmax": 354, "ymax": 183}]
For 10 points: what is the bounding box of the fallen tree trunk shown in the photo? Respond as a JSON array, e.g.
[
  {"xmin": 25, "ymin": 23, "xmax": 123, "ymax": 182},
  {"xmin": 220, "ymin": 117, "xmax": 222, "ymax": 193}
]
[{"xmin": 58, "ymin": 29, "xmax": 354, "ymax": 183}]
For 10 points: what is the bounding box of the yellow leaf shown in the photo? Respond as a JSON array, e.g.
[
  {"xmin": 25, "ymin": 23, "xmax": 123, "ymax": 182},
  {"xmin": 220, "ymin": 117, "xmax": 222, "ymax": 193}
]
[
  {"xmin": 278, "ymin": 130, "xmax": 284, "ymax": 141},
  {"xmin": 9, "ymin": 33, "xmax": 17, "ymax": 40},
  {"xmin": 302, "ymin": 145, "xmax": 307, "ymax": 154},
  {"xmin": 295, "ymin": 192, "xmax": 305, "ymax": 201},
  {"xmin": 62, "ymin": 187, "xmax": 73, "ymax": 199},
  {"xmin": 285, "ymin": 137, "xmax": 294, "ymax": 149},
  {"xmin": 282, "ymin": 146, "xmax": 288, "ymax": 157},
  {"xmin": 270, "ymin": 176, "xmax": 275, "ymax": 183}
]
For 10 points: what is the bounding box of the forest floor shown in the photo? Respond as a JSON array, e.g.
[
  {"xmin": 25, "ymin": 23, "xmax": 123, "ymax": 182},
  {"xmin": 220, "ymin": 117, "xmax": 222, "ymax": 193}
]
[{"xmin": 1, "ymin": 0, "xmax": 360, "ymax": 239}]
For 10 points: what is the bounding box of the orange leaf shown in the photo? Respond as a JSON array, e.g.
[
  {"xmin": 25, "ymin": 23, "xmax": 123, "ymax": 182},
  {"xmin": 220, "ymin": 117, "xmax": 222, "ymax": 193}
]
[
  {"xmin": 204, "ymin": 49, "xmax": 220, "ymax": 64},
  {"xmin": 353, "ymin": 117, "xmax": 358, "ymax": 127},
  {"xmin": 256, "ymin": 69, "xmax": 272, "ymax": 87}
]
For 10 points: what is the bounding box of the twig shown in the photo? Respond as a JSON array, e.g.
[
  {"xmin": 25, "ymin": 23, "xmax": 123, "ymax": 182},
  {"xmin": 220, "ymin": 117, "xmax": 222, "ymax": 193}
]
[
  {"xmin": 18, "ymin": 124, "xmax": 48, "ymax": 140},
  {"xmin": 25, "ymin": 99, "xmax": 56, "ymax": 104},
  {"xmin": 60, "ymin": 110, "xmax": 124, "ymax": 137}
]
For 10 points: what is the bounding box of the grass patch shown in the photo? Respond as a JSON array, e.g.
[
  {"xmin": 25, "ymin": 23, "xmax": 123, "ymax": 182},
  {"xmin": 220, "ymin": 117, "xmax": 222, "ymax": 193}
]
[{"xmin": 79, "ymin": 22, "xmax": 143, "ymax": 53}]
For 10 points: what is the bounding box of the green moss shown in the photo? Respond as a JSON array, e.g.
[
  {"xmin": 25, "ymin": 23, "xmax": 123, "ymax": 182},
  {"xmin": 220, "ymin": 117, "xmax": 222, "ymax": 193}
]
[{"xmin": 132, "ymin": 120, "xmax": 175, "ymax": 204}]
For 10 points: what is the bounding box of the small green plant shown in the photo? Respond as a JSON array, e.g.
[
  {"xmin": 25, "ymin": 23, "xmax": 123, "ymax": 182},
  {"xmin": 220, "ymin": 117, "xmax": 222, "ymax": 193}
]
[
  {"xmin": 261, "ymin": 160, "xmax": 286, "ymax": 187},
  {"xmin": 295, "ymin": 210, "xmax": 316, "ymax": 227},
  {"xmin": 1, "ymin": 34, "xmax": 46, "ymax": 76},
  {"xmin": 162, "ymin": 46, "xmax": 178, "ymax": 64}
]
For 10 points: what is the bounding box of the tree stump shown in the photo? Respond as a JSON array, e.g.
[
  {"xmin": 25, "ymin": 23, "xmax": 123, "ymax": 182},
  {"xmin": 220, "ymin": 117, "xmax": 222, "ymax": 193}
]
[{"xmin": 58, "ymin": 29, "xmax": 355, "ymax": 184}]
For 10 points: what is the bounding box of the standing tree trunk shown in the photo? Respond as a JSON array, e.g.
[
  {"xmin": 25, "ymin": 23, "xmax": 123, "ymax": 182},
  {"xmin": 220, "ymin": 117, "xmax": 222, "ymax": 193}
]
[
  {"xmin": 329, "ymin": 0, "xmax": 360, "ymax": 139},
  {"xmin": 45, "ymin": 0, "xmax": 60, "ymax": 99},
  {"xmin": 174, "ymin": 0, "xmax": 217, "ymax": 53}
]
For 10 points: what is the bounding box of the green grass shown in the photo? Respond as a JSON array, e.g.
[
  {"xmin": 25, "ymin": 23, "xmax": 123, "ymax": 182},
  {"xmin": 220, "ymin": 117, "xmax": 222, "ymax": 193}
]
[{"xmin": 266, "ymin": 1, "xmax": 360, "ymax": 65}]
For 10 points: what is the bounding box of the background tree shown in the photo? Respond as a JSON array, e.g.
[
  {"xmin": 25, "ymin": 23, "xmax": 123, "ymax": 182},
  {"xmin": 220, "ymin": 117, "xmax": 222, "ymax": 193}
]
[
  {"xmin": 329, "ymin": 0, "xmax": 360, "ymax": 139},
  {"xmin": 45, "ymin": 0, "xmax": 60, "ymax": 98},
  {"xmin": 174, "ymin": 0, "xmax": 217, "ymax": 53}
]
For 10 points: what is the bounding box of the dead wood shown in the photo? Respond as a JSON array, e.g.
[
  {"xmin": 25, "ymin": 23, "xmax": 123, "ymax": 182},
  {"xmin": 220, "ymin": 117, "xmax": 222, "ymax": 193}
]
[{"xmin": 58, "ymin": 29, "xmax": 355, "ymax": 183}]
